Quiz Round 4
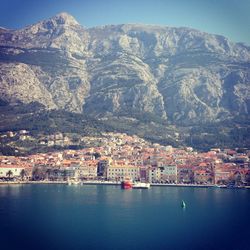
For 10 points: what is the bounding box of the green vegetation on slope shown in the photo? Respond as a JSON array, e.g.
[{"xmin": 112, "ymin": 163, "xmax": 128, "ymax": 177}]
[{"xmin": 0, "ymin": 103, "xmax": 249, "ymax": 155}]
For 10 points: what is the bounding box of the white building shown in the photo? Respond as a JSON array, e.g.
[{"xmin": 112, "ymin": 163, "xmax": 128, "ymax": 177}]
[
  {"xmin": 160, "ymin": 165, "xmax": 177, "ymax": 183},
  {"xmin": 0, "ymin": 165, "xmax": 25, "ymax": 178},
  {"xmin": 107, "ymin": 165, "xmax": 139, "ymax": 181},
  {"xmin": 78, "ymin": 164, "xmax": 97, "ymax": 179}
]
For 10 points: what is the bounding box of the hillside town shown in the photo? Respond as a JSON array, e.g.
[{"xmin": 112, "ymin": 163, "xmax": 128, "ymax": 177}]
[{"xmin": 0, "ymin": 132, "xmax": 249, "ymax": 187}]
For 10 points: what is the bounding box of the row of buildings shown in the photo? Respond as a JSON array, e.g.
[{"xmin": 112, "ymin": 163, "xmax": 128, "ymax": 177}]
[{"xmin": 0, "ymin": 133, "xmax": 250, "ymax": 185}]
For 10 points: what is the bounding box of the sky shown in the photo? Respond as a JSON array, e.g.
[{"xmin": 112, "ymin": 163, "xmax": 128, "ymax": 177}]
[{"xmin": 1, "ymin": 0, "xmax": 250, "ymax": 45}]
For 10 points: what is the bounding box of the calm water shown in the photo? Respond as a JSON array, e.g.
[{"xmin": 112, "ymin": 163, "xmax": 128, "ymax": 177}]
[{"xmin": 0, "ymin": 184, "xmax": 250, "ymax": 250}]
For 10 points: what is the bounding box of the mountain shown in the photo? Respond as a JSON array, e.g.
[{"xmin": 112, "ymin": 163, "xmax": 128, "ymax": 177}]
[{"xmin": 0, "ymin": 12, "xmax": 249, "ymax": 150}]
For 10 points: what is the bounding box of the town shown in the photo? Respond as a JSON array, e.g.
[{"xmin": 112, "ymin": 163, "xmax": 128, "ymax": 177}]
[{"xmin": 0, "ymin": 131, "xmax": 249, "ymax": 187}]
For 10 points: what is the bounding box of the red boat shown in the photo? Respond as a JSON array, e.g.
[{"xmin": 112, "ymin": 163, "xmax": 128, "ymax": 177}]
[{"xmin": 121, "ymin": 179, "xmax": 133, "ymax": 189}]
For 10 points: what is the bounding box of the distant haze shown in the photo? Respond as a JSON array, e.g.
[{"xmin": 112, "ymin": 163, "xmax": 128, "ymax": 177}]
[{"xmin": 1, "ymin": 0, "xmax": 250, "ymax": 45}]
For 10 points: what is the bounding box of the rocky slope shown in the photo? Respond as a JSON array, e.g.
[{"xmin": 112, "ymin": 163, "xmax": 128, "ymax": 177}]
[{"xmin": 0, "ymin": 12, "xmax": 250, "ymax": 125}]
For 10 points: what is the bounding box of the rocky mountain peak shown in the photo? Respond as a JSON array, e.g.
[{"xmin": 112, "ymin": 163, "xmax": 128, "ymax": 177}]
[
  {"xmin": 49, "ymin": 12, "xmax": 79, "ymax": 26},
  {"xmin": 34, "ymin": 12, "xmax": 80, "ymax": 31}
]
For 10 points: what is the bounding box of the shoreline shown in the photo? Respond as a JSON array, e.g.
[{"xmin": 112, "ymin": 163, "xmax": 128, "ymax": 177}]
[
  {"xmin": 0, "ymin": 181, "xmax": 67, "ymax": 185},
  {"xmin": 0, "ymin": 180, "xmax": 249, "ymax": 189}
]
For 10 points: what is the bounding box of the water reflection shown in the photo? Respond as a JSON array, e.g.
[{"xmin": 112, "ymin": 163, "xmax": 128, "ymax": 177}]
[{"xmin": 0, "ymin": 184, "xmax": 24, "ymax": 197}]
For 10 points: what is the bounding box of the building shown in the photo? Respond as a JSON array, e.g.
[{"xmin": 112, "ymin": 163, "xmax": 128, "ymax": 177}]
[
  {"xmin": 139, "ymin": 167, "xmax": 149, "ymax": 182},
  {"xmin": 177, "ymin": 167, "xmax": 194, "ymax": 184},
  {"xmin": 107, "ymin": 164, "xmax": 139, "ymax": 181},
  {"xmin": 214, "ymin": 169, "xmax": 232, "ymax": 185},
  {"xmin": 160, "ymin": 165, "xmax": 177, "ymax": 183},
  {"xmin": 214, "ymin": 163, "xmax": 237, "ymax": 185},
  {"xmin": 97, "ymin": 159, "xmax": 110, "ymax": 178},
  {"xmin": 78, "ymin": 161, "xmax": 98, "ymax": 179},
  {"xmin": 148, "ymin": 167, "xmax": 161, "ymax": 183},
  {"xmin": 194, "ymin": 169, "xmax": 213, "ymax": 184}
]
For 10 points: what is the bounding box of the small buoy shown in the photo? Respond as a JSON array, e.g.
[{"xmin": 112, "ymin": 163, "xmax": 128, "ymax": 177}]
[{"xmin": 181, "ymin": 200, "xmax": 186, "ymax": 208}]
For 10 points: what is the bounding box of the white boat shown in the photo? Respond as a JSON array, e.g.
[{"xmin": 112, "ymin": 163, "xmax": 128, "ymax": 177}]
[
  {"xmin": 215, "ymin": 185, "xmax": 227, "ymax": 188},
  {"xmin": 132, "ymin": 182, "xmax": 150, "ymax": 189},
  {"xmin": 67, "ymin": 180, "xmax": 83, "ymax": 186}
]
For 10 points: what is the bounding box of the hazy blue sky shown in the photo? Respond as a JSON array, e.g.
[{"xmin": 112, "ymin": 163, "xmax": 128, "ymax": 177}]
[{"xmin": 1, "ymin": 0, "xmax": 250, "ymax": 44}]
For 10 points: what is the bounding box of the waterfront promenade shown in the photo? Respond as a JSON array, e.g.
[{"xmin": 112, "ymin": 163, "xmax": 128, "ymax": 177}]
[{"xmin": 1, "ymin": 180, "xmax": 249, "ymax": 188}]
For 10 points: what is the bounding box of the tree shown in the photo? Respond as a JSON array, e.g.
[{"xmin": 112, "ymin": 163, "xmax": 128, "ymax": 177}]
[
  {"xmin": 20, "ymin": 169, "xmax": 26, "ymax": 181},
  {"xmin": 6, "ymin": 170, "xmax": 13, "ymax": 180},
  {"xmin": 46, "ymin": 168, "xmax": 52, "ymax": 181},
  {"xmin": 32, "ymin": 167, "xmax": 46, "ymax": 181}
]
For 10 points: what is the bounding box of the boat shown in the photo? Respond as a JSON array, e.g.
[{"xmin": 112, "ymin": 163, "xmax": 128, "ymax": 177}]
[
  {"xmin": 121, "ymin": 178, "xmax": 133, "ymax": 189},
  {"xmin": 181, "ymin": 200, "xmax": 186, "ymax": 208},
  {"xmin": 215, "ymin": 185, "xmax": 227, "ymax": 188},
  {"xmin": 67, "ymin": 179, "xmax": 83, "ymax": 186},
  {"xmin": 132, "ymin": 182, "xmax": 150, "ymax": 189}
]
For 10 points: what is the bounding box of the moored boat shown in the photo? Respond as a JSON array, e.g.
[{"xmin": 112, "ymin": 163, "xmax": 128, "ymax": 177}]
[
  {"xmin": 67, "ymin": 179, "xmax": 83, "ymax": 185},
  {"xmin": 215, "ymin": 185, "xmax": 227, "ymax": 188},
  {"xmin": 132, "ymin": 182, "xmax": 150, "ymax": 189},
  {"xmin": 121, "ymin": 178, "xmax": 133, "ymax": 189}
]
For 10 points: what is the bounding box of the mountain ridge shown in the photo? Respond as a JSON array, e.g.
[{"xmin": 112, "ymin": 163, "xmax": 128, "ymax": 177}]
[{"xmin": 0, "ymin": 12, "xmax": 249, "ymax": 129}]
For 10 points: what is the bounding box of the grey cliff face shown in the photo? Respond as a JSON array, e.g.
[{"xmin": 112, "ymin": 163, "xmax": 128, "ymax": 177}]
[{"xmin": 0, "ymin": 13, "xmax": 249, "ymax": 124}]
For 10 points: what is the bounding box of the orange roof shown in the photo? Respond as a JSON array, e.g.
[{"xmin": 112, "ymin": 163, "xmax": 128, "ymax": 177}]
[
  {"xmin": 199, "ymin": 162, "xmax": 207, "ymax": 167},
  {"xmin": 0, "ymin": 164, "xmax": 25, "ymax": 168},
  {"xmin": 195, "ymin": 170, "xmax": 207, "ymax": 174}
]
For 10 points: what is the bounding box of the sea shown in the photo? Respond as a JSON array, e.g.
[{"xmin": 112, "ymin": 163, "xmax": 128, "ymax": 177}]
[{"xmin": 0, "ymin": 184, "xmax": 249, "ymax": 250}]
